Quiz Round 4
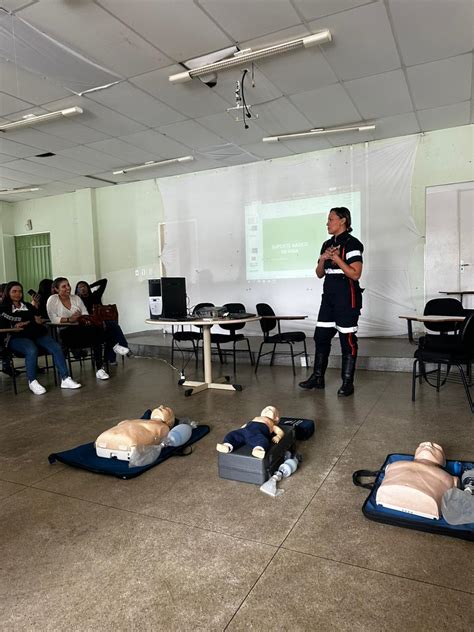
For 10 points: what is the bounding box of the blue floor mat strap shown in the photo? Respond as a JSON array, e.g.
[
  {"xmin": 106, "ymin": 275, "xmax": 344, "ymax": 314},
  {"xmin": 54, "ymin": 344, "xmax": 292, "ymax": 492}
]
[
  {"xmin": 48, "ymin": 425, "xmax": 210, "ymax": 480},
  {"xmin": 353, "ymin": 453, "xmax": 474, "ymax": 541}
]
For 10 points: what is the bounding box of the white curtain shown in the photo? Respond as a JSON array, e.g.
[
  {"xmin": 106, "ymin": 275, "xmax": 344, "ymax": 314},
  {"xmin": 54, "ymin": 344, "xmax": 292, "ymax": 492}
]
[{"xmin": 159, "ymin": 135, "xmax": 420, "ymax": 337}]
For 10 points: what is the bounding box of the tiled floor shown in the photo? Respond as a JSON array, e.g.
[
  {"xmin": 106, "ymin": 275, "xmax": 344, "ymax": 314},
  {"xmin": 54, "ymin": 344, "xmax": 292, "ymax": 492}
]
[{"xmin": 0, "ymin": 358, "xmax": 472, "ymax": 631}]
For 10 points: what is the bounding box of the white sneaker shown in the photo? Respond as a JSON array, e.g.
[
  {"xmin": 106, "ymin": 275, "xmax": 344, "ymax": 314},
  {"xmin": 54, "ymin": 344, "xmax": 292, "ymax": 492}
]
[
  {"xmin": 96, "ymin": 368, "xmax": 110, "ymax": 380},
  {"xmin": 29, "ymin": 380, "xmax": 46, "ymax": 395},
  {"xmin": 113, "ymin": 343, "xmax": 130, "ymax": 356},
  {"xmin": 61, "ymin": 377, "xmax": 82, "ymax": 390}
]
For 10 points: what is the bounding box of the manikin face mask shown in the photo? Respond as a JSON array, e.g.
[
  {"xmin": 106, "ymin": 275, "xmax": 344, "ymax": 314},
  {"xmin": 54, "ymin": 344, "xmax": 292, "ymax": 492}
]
[{"xmin": 414, "ymin": 442, "xmax": 446, "ymax": 466}]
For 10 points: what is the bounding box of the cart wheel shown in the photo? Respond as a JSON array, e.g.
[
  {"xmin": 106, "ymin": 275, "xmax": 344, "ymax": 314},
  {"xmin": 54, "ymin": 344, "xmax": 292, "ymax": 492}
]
[
  {"xmin": 233, "ymin": 384, "xmax": 243, "ymax": 392},
  {"xmin": 185, "ymin": 389, "xmax": 193, "ymax": 397}
]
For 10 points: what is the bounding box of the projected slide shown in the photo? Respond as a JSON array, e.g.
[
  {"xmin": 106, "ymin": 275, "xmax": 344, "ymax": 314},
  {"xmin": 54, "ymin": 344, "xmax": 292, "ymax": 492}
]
[{"xmin": 245, "ymin": 192, "xmax": 361, "ymax": 280}]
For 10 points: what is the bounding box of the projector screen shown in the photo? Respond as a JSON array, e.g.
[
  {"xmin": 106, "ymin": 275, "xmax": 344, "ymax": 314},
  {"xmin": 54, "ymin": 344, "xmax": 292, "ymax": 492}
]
[{"xmin": 245, "ymin": 192, "xmax": 361, "ymax": 280}]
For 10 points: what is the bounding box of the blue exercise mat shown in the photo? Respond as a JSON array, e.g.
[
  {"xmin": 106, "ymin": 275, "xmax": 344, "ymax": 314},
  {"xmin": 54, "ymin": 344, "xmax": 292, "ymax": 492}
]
[
  {"xmin": 353, "ymin": 454, "xmax": 474, "ymax": 541},
  {"xmin": 48, "ymin": 410, "xmax": 210, "ymax": 479}
]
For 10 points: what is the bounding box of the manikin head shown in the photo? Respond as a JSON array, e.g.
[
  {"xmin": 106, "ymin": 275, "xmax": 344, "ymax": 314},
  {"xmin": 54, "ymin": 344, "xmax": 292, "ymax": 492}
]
[
  {"xmin": 260, "ymin": 406, "xmax": 280, "ymax": 424},
  {"xmin": 414, "ymin": 442, "xmax": 446, "ymax": 466},
  {"xmin": 150, "ymin": 405, "xmax": 175, "ymax": 428}
]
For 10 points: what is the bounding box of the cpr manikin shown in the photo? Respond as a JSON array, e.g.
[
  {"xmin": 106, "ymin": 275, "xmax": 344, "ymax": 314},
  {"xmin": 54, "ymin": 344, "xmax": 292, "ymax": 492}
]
[
  {"xmin": 376, "ymin": 442, "xmax": 459, "ymax": 519},
  {"xmin": 95, "ymin": 405, "xmax": 175, "ymax": 461},
  {"xmin": 216, "ymin": 405, "xmax": 284, "ymax": 459}
]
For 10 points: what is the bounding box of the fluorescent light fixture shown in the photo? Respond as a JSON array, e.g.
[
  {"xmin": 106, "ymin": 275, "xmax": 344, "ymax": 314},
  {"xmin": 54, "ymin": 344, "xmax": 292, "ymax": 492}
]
[
  {"xmin": 0, "ymin": 107, "xmax": 83, "ymax": 132},
  {"xmin": 113, "ymin": 155, "xmax": 194, "ymax": 175},
  {"xmin": 0, "ymin": 187, "xmax": 40, "ymax": 194},
  {"xmin": 263, "ymin": 123, "xmax": 376, "ymax": 143},
  {"xmin": 169, "ymin": 30, "xmax": 332, "ymax": 84}
]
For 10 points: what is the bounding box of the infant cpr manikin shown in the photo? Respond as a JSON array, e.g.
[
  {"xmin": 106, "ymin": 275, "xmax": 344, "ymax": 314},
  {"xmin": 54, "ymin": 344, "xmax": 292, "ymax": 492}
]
[
  {"xmin": 375, "ymin": 442, "xmax": 459, "ymax": 519},
  {"xmin": 95, "ymin": 405, "xmax": 175, "ymax": 462}
]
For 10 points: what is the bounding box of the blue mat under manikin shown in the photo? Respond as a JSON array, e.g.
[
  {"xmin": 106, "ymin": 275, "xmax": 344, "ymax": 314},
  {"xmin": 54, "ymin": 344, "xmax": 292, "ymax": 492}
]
[
  {"xmin": 48, "ymin": 410, "xmax": 210, "ymax": 479},
  {"xmin": 353, "ymin": 454, "xmax": 474, "ymax": 541}
]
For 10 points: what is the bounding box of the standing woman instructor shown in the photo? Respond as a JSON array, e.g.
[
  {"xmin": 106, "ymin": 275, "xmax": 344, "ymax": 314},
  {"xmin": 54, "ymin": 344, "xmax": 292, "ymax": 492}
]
[{"xmin": 299, "ymin": 207, "xmax": 363, "ymax": 396}]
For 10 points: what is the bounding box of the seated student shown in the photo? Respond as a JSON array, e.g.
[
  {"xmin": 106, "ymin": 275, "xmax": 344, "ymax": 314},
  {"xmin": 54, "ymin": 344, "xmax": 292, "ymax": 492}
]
[
  {"xmin": 0, "ymin": 281, "xmax": 81, "ymax": 394},
  {"xmin": 35, "ymin": 278, "xmax": 54, "ymax": 320},
  {"xmin": 75, "ymin": 279, "xmax": 130, "ymax": 363},
  {"xmin": 47, "ymin": 277, "xmax": 110, "ymax": 381},
  {"xmin": 0, "ymin": 282, "xmax": 18, "ymax": 377}
]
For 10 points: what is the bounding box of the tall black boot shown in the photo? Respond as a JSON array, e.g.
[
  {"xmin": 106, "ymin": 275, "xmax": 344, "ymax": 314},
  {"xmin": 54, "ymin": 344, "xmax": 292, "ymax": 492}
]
[
  {"xmin": 299, "ymin": 352, "xmax": 329, "ymax": 389},
  {"xmin": 337, "ymin": 355, "xmax": 356, "ymax": 397}
]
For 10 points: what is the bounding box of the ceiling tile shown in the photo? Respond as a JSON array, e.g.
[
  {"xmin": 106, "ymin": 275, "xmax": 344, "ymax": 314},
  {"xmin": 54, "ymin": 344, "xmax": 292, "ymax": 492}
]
[
  {"xmin": 290, "ymin": 83, "xmax": 361, "ymax": 127},
  {"xmin": 257, "ymin": 45, "xmax": 338, "ymax": 95},
  {"xmin": 294, "ymin": 0, "xmax": 377, "ymax": 21},
  {"xmin": 0, "ymin": 91, "xmax": 34, "ymax": 116},
  {"xmin": 99, "ymin": 0, "xmax": 232, "ymax": 61},
  {"xmin": 131, "ymin": 65, "xmax": 231, "ymax": 119},
  {"xmin": 56, "ymin": 146, "xmax": 125, "ymax": 171},
  {"xmin": 62, "ymin": 176, "xmax": 116, "ymax": 190},
  {"xmin": 0, "ymin": 127, "xmax": 76, "ymax": 151},
  {"xmin": 0, "ymin": 174, "xmax": 32, "ymax": 188},
  {"xmin": 0, "ymin": 60, "xmax": 69, "ymax": 104},
  {"xmin": 388, "ymin": 0, "xmax": 473, "ymax": 67},
  {"xmin": 372, "ymin": 112, "xmax": 420, "ymax": 140},
  {"xmin": 0, "ymin": 137, "xmax": 38, "ymax": 159},
  {"xmin": 417, "ymin": 102, "xmax": 471, "ymax": 132},
  {"xmin": 42, "ymin": 96, "xmax": 147, "ymax": 137},
  {"xmin": 5, "ymin": 158, "xmax": 79, "ymax": 179},
  {"xmin": 253, "ymin": 97, "xmax": 313, "ymax": 135},
  {"xmin": 28, "ymin": 154, "xmax": 98, "ymax": 176},
  {"xmin": 278, "ymin": 137, "xmax": 332, "ymax": 153},
  {"xmin": 197, "ymin": 111, "xmax": 269, "ymax": 145},
  {"xmin": 19, "ymin": 1, "xmax": 170, "ymax": 76},
  {"xmin": 407, "ymin": 54, "xmax": 472, "ymax": 110},
  {"xmin": 0, "ymin": 164, "xmax": 44, "ymax": 185},
  {"xmin": 88, "ymin": 82, "xmax": 186, "ymax": 127},
  {"xmin": 86, "ymin": 139, "xmax": 158, "ymax": 165},
  {"xmin": 200, "ymin": 0, "xmax": 301, "ymax": 41},
  {"xmin": 240, "ymin": 141, "xmax": 292, "ymax": 159},
  {"xmin": 119, "ymin": 130, "xmax": 191, "ymax": 158},
  {"xmin": 308, "ymin": 2, "xmax": 401, "ymax": 81},
  {"xmin": 157, "ymin": 120, "xmax": 225, "ymax": 150},
  {"xmin": 344, "ymin": 69, "xmax": 413, "ymax": 118}
]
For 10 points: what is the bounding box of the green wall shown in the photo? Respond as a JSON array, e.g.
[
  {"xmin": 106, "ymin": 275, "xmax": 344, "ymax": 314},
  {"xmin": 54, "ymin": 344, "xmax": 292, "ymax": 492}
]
[{"xmin": 0, "ymin": 124, "xmax": 472, "ymax": 333}]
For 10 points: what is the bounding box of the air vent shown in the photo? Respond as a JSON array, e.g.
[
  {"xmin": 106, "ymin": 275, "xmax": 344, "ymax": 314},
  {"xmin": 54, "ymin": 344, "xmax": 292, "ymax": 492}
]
[{"xmin": 35, "ymin": 152, "xmax": 56, "ymax": 158}]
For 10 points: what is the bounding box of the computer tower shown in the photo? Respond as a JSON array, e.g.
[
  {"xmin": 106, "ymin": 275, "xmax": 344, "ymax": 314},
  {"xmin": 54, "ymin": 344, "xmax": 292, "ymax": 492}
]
[
  {"xmin": 148, "ymin": 277, "xmax": 187, "ymax": 319},
  {"xmin": 148, "ymin": 279, "xmax": 162, "ymax": 319}
]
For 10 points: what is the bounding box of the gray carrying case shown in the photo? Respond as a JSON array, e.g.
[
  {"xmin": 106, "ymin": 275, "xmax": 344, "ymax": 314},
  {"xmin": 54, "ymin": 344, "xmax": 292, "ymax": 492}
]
[{"xmin": 218, "ymin": 425, "xmax": 296, "ymax": 485}]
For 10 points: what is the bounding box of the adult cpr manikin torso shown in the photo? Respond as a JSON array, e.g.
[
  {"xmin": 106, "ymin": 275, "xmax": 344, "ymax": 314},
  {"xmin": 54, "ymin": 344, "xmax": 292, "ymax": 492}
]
[
  {"xmin": 375, "ymin": 442, "xmax": 459, "ymax": 519},
  {"xmin": 95, "ymin": 405, "xmax": 175, "ymax": 461}
]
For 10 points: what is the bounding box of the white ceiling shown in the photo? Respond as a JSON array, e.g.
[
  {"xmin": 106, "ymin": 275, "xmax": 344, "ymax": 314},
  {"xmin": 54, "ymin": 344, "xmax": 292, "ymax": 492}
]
[{"xmin": 0, "ymin": 0, "xmax": 472, "ymax": 201}]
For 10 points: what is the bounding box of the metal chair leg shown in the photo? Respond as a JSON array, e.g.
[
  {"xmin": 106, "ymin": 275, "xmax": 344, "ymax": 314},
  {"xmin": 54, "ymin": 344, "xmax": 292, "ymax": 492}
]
[
  {"xmin": 255, "ymin": 342, "xmax": 265, "ymax": 374},
  {"xmin": 289, "ymin": 343, "xmax": 296, "ymax": 376},
  {"xmin": 246, "ymin": 338, "xmax": 254, "ymax": 365},
  {"xmin": 270, "ymin": 343, "xmax": 277, "ymax": 365},
  {"xmin": 412, "ymin": 359, "xmax": 418, "ymax": 401}
]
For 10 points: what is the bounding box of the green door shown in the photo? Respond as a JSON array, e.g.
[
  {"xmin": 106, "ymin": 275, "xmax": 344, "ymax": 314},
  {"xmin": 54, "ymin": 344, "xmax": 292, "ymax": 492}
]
[{"xmin": 14, "ymin": 233, "xmax": 52, "ymax": 293}]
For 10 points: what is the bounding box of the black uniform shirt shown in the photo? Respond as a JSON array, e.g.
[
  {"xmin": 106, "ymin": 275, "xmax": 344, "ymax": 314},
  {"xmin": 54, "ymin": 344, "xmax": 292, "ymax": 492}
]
[{"xmin": 320, "ymin": 231, "xmax": 364, "ymax": 277}]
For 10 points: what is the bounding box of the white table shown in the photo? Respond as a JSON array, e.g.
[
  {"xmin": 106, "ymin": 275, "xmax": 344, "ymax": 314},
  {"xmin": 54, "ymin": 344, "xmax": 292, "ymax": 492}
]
[
  {"xmin": 146, "ymin": 316, "xmax": 261, "ymax": 396},
  {"xmin": 399, "ymin": 314, "xmax": 466, "ymax": 343}
]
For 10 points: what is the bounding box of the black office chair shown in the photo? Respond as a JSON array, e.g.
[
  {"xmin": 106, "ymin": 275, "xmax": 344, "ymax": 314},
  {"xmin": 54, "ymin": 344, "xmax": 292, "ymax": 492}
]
[
  {"xmin": 209, "ymin": 303, "xmax": 254, "ymax": 374},
  {"xmin": 420, "ymin": 298, "xmax": 465, "ymax": 342},
  {"xmin": 412, "ymin": 313, "xmax": 474, "ymax": 412},
  {"xmin": 254, "ymin": 303, "xmax": 308, "ymax": 376}
]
